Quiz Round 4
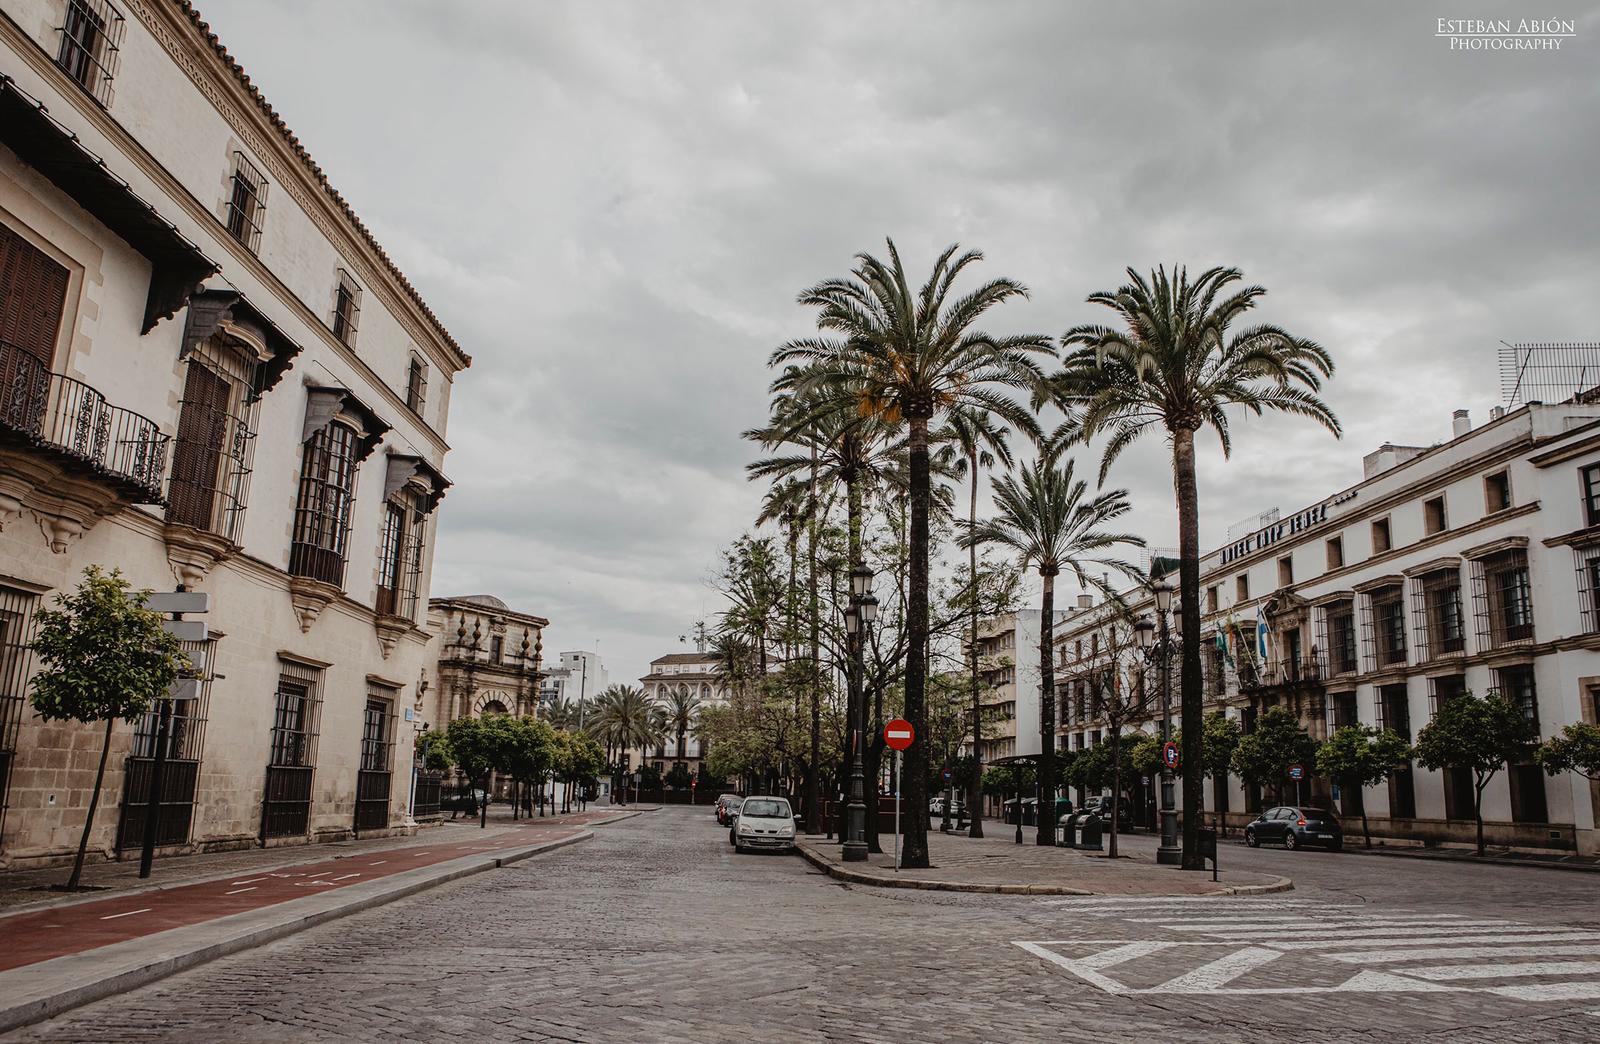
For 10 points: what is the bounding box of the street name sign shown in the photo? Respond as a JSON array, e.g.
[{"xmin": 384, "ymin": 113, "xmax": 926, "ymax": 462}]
[
  {"xmin": 161, "ymin": 619, "xmax": 208, "ymax": 642},
  {"xmin": 884, "ymin": 719, "xmax": 914, "ymax": 751},
  {"xmin": 145, "ymin": 591, "xmax": 211, "ymax": 614}
]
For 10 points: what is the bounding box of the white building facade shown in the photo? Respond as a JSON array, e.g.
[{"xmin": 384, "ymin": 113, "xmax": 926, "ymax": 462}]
[
  {"xmin": 0, "ymin": 0, "xmax": 467, "ymax": 866},
  {"xmin": 636, "ymin": 651, "xmax": 729, "ymax": 773},
  {"xmin": 971, "ymin": 609, "xmax": 1074, "ymax": 765},
  {"xmin": 1058, "ymin": 403, "xmax": 1600, "ymax": 856}
]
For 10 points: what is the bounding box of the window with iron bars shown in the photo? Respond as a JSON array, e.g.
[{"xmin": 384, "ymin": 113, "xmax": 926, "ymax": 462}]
[
  {"xmin": 1470, "ymin": 549, "xmax": 1533, "ymax": 648},
  {"xmin": 1493, "ymin": 665, "xmax": 1539, "ymax": 731},
  {"xmin": 269, "ymin": 662, "xmax": 323, "ymax": 768},
  {"xmin": 131, "ymin": 637, "xmax": 214, "ymax": 761},
  {"xmin": 1426, "ymin": 673, "xmax": 1467, "ymax": 719},
  {"xmin": 1410, "ymin": 569, "xmax": 1465, "ymax": 661},
  {"xmin": 332, "ymin": 270, "xmax": 361, "ymax": 347},
  {"xmin": 0, "ymin": 586, "xmax": 42, "ymax": 846},
  {"xmin": 405, "ymin": 355, "xmax": 428, "ymax": 417},
  {"xmin": 224, "ymin": 152, "xmax": 268, "ymax": 253},
  {"xmin": 1575, "ymin": 545, "xmax": 1600, "ymax": 634},
  {"xmin": 375, "ymin": 490, "xmax": 426, "ymax": 619},
  {"xmin": 1373, "ymin": 683, "xmax": 1411, "ymax": 740},
  {"xmin": 360, "ymin": 695, "xmax": 394, "ymax": 773},
  {"xmin": 166, "ymin": 346, "xmax": 258, "ymax": 542},
  {"xmin": 1328, "ymin": 690, "xmax": 1358, "ymax": 730},
  {"xmin": 56, "ymin": 0, "xmax": 124, "ymax": 108},
  {"xmin": 1583, "ymin": 463, "xmax": 1600, "ymax": 527},
  {"xmin": 1360, "ymin": 585, "xmax": 1407, "ymax": 671},
  {"xmin": 290, "ymin": 421, "xmax": 360, "ymax": 587}
]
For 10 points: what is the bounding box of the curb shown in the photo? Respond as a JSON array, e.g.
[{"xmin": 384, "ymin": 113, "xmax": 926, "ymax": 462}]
[
  {"xmin": 0, "ymin": 830, "xmax": 593, "ymax": 1035},
  {"xmin": 1338, "ymin": 843, "xmax": 1600, "ymax": 875},
  {"xmin": 796, "ymin": 841, "xmax": 1292, "ymax": 897}
]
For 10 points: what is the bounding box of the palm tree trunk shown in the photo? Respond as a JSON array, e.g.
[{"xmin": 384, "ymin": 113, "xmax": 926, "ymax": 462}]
[
  {"xmin": 65, "ymin": 718, "xmax": 115, "ymax": 891},
  {"xmin": 901, "ymin": 414, "xmax": 932, "ymax": 869},
  {"xmin": 1109, "ymin": 726, "xmax": 1121, "ymax": 859},
  {"xmin": 1036, "ymin": 571, "xmax": 1056, "ymax": 846},
  {"xmin": 1173, "ymin": 428, "xmax": 1205, "ymax": 870},
  {"xmin": 968, "ymin": 451, "xmax": 984, "ymax": 839},
  {"xmin": 806, "ymin": 446, "xmax": 822, "ymax": 833}
]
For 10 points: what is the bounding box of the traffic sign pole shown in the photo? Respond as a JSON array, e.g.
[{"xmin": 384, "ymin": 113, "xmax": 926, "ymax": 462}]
[{"xmin": 893, "ymin": 749, "xmax": 901, "ymax": 872}]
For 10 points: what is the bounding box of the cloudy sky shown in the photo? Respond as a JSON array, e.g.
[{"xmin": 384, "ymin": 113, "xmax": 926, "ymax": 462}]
[{"xmin": 200, "ymin": 0, "xmax": 1598, "ymax": 686}]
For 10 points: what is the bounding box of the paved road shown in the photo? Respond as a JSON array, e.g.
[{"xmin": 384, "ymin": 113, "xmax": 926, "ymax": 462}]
[{"xmin": 10, "ymin": 808, "xmax": 1600, "ymax": 1042}]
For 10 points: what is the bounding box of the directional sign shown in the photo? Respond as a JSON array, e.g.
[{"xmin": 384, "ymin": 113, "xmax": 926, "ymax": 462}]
[
  {"xmin": 1288, "ymin": 763, "xmax": 1305, "ymax": 781},
  {"xmin": 1161, "ymin": 741, "xmax": 1179, "ymax": 770},
  {"xmin": 941, "ymin": 768, "xmax": 953, "ymax": 782},
  {"xmin": 145, "ymin": 591, "xmax": 210, "ymax": 615},
  {"xmin": 884, "ymin": 718, "xmax": 915, "ymax": 751},
  {"xmin": 161, "ymin": 619, "xmax": 208, "ymax": 642}
]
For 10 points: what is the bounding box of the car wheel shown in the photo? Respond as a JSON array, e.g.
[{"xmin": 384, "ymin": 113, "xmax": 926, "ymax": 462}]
[
  {"xmin": 1283, "ymin": 831, "xmax": 1299, "ymax": 851},
  {"xmin": 1244, "ymin": 828, "xmax": 1259, "ymax": 848}
]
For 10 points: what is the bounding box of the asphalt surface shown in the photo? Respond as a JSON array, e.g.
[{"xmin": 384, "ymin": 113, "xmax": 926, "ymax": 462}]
[{"xmin": 9, "ymin": 806, "xmax": 1600, "ymax": 1042}]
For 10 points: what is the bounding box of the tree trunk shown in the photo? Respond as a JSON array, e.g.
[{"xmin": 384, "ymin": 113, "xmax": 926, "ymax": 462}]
[
  {"xmin": 806, "ymin": 445, "xmax": 822, "ymax": 834},
  {"xmin": 901, "ymin": 414, "xmax": 931, "ymax": 868},
  {"xmin": 1109, "ymin": 726, "xmax": 1121, "ymax": 859},
  {"xmin": 1036, "ymin": 571, "xmax": 1057, "ymax": 846},
  {"xmin": 65, "ymin": 718, "xmax": 115, "ymax": 891},
  {"xmin": 1173, "ymin": 428, "xmax": 1205, "ymax": 870},
  {"xmin": 968, "ymin": 450, "xmax": 984, "ymax": 838},
  {"xmin": 1474, "ymin": 777, "xmax": 1487, "ymax": 856}
]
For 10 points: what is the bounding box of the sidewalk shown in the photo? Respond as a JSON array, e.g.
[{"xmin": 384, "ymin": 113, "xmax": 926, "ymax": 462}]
[
  {"xmin": 0, "ymin": 807, "xmax": 638, "ymax": 1033},
  {"xmin": 797, "ymin": 825, "xmax": 1291, "ymax": 896}
]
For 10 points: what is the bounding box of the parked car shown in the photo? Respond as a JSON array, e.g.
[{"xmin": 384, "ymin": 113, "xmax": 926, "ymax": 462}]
[
  {"xmin": 716, "ymin": 795, "xmax": 743, "ymax": 825},
  {"xmin": 445, "ymin": 788, "xmax": 488, "ymax": 815},
  {"xmin": 1245, "ymin": 805, "xmax": 1344, "ymax": 851},
  {"xmin": 929, "ymin": 797, "xmax": 966, "ymax": 818},
  {"xmin": 729, "ymin": 795, "xmax": 797, "ymax": 853},
  {"xmin": 1083, "ymin": 795, "xmax": 1135, "ymax": 830}
]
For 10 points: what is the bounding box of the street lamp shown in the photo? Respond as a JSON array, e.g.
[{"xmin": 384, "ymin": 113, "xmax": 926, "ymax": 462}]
[
  {"xmin": 842, "ymin": 568, "xmax": 876, "ymax": 862},
  {"xmin": 1146, "ymin": 580, "xmax": 1182, "ymax": 866}
]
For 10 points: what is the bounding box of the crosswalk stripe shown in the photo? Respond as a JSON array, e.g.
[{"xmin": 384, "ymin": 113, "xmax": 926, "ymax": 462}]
[
  {"xmin": 1154, "ymin": 918, "xmax": 1501, "ymax": 931},
  {"xmin": 1040, "ymin": 897, "xmax": 1323, "ymax": 908},
  {"xmin": 1274, "ymin": 932, "xmax": 1598, "ymax": 951},
  {"xmin": 1148, "ymin": 946, "xmax": 1282, "ymax": 993},
  {"xmin": 1194, "ymin": 923, "xmax": 1532, "ymax": 941},
  {"xmin": 1398, "ymin": 961, "xmax": 1600, "ymax": 981},
  {"xmin": 1324, "ymin": 944, "xmax": 1600, "ymax": 964},
  {"xmin": 1487, "ymin": 982, "xmax": 1600, "ymax": 1002}
]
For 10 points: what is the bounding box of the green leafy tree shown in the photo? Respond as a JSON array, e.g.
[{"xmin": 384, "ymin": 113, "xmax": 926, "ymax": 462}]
[
  {"xmin": 565, "ymin": 731, "xmax": 605, "ymax": 808},
  {"xmin": 503, "ymin": 716, "xmax": 558, "ymax": 816},
  {"xmin": 1057, "ymin": 265, "xmax": 1338, "ymax": 868},
  {"xmin": 1199, "ymin": 711, "xmax": 1242, "ymax": 780},
  {"xmin": 961, "ymin": 454, "xmax": 1143, "ymax": 846},
  {"xmin": 1230, "ymin": 707, "xmax": 1318, "ymax": 809},
  {"xmin": 30, "ymin": 567, "xmax": 187, "ymax": 890},
  {"xmin": 774, "ymin": 240, "xmax": 1053, "ymax": 868},
  {"xmin": 1128, "ymin": 732, "xmax": 1163, "ymax": 778},
  {"xmin": 445, "ymin": 714, "xmax": 504, "ymax": 828},
  {"xmin": 415, "ymin": 728, "xmax": 453, "ymax": 773},
  {"xmin": 1536, "ymin": 722, "xmax": 1600, "ymax": 783},
  {"xmin": 1315, "ymin": 724, "xmax": 1412, "ymax": 847},
  {"xmin": 638, "ymin": 763, "xmax": 663, "ymax": 790},
  {"xmin": 665, "ymin": 762, "xmax": 695, "ymax": 790},
  {"xmin": 1415, "ymin": 692, "xmax": 1535, "ymax": 855}
]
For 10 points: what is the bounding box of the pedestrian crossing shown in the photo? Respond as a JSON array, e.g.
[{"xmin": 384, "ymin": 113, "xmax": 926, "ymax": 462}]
[{"xmin": 1014, "ymin": 896, "xmax": 1600, "ymax": 1002}]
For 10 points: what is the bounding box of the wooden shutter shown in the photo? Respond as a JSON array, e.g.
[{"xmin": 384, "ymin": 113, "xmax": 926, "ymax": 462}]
[
  {"xmin": 0, "ymin": 223, "xmax": 70, "ymax": 366},
  {"xmin": 167, "ymin": 363, "xmax": 230, "ymax": 530}
]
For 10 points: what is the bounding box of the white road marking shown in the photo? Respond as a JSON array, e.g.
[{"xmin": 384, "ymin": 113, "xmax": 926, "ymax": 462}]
[
  {"xmin": 1150, "ymin": 916, "xmax": 1495, "ymax": 930},
  {"xmin": 99, "ymin": 908, "xmax": 151, "ymax": 920},
  {"xmin": 1271, "ymin": 932, "xmax": 1598, "ymax": 950},
  {"xmin": 1325, "ymin": 944, "xmax": 1600, "ymax": 964},
  {"xmin": 368, "ymin": 860, "xmax": 387, "ymax": 866},
  {"xmin": 331, "ymin": 873, "xmax": 360, "ymax": 881},
  {"xmin": 1196, "ymin": 924, "xmax": 1540, "ymax": 941},
  {"xmin": 223, "ymin": 887, "xmax": 256, "ymax": 895},
  {"xmin": 1488, "ymin": 982, "xmax": 1600, "ymax": 1002},
  {"xmin": 1400, "ymin": 961, "xmax": 1600, "ymax": 981},
  {"xmin": 229, "ymin": 877, "xmax": 267, "ymax": 885},
  {"xmin": 1148, "ymin": 946, "xmax": 1282, "ymax": 993}
]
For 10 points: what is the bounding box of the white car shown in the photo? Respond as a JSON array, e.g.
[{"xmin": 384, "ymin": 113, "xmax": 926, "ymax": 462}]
[{"xmin": 730, "ymin": 795, "xmax": 797, "ymax": 853}]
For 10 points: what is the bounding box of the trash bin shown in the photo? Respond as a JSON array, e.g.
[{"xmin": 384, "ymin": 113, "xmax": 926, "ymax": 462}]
[
  {"xmin": 1078, "ymin": 812, "xmax": 1104, "ymax": 852},
  {"xmin": 1058, "ymin": 812, "xmax": 1078, "ymax": 848}
]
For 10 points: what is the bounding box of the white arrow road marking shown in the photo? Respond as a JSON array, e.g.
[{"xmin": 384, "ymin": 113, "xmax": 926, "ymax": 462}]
[
  {"xmin": 1012, "ymin": 941, "xmax": 1176, "ymax": 994},
  {"xmin": 1399, "ymin": 961, "xmax": 1600, "ymax": 981},
  {"xmin": 1325, "ymin": 944, "xmax": 1600, "ymax": 964},
  {"xmin": 1148, "ymin": 946, "xmax": 1282, "ymax": 993},
  {"xmin": 99, "ymin": 908, "xmax": 150, "ymax": 920},
  {"xmin": 1332, "ymin": 971, "xmax": 1462, "ymax": 993}
]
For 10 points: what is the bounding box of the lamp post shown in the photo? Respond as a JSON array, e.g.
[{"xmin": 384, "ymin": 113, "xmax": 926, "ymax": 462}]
[
  {"xmin": 1142, "ymin": 577, "xmax": 1182, "ymax": 866},
  {"xmin": 842, "ymin": 566, "xmax": 876, "ymax": 862}
]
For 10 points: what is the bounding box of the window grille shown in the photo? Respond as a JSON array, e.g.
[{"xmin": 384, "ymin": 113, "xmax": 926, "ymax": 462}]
[
  {"xmin": 1374, "ymin": 683, "xmax": 1411, "ymax": 740},
  {"xmin": 131, "ymin": 637, "xmax": 214, "ymax": 761},
  {"xmin": 1575, "ymin": 545, "xmax": 1600, "ymax": 634},
  {"xmin": 406, "ymin": 356, "xmax": 428, "ymax": 416},
  {"xmin": 166, "ymin": 348, "xmax": 258, "ymax": 541},
  {"xmin": 269, "ymin": 660, "xmax": 323, "ymax": 768},
  {"xmin": 1584, "ymin": 463, "xmax": 1600, "ymax": 527},
  {"xmin": 1493, "ymin": 665, "xmax": 1539, "ymax": 730},
  {"xmin": 1470, "ymin": 549, "xmax": 1533, "ymax": 649},
  {"xmin": 56, "ymin": 0, "xmax": 124, "ymax": 107},
  {"xmin": 1410, "ymin": 569, "xmax": 1465, "ymax": 661},
  {"xmin": 0, "ymin": 586, "xmax": 42, "ymax": 846},
  {"xmin": 332, "ymin": 270, "xmax": 361, "ymax": 347},
  {"xmin": 1426, "ymin": 673, "xmax": 1466, "ymax": 719},
  {"xmin": 360, "ymin": 694, "xmax": 394, "ymax": 773},
  {"xmin": 1361, "ymin": 585, "xmax": 1406, "ymax": 671},
  {"xmin": 1329, "ymin": 691, "xmax": 1358, "ymax": 730},
  {"xmin": 224, "ymin": 152, "xmax": 268, "ymax": 253},
  {"xmin": 290, "ymin": 421, "xmax": 359, "ymax": 587}
]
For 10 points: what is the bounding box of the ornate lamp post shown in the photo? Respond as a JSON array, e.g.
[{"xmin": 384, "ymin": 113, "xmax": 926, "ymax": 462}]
[
  {"xmin": 842, "ymin": 566, "xmax": 877, "ymax": 862},
  {"xmin": 1139, "ymin": 577, "xmax": 1182, "ymax": 866}
]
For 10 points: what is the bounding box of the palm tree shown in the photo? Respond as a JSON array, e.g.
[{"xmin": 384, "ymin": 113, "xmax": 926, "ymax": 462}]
[
  {"xmin": 665, "ymin": 685, "xmax": 702, "ymax": 762},
  {"xmin": 960, "ymin": 453, "xmax": 1144, "ymax": 845},
  {"xmin": 1056, "ymin": 264, "xmax": 1338, "ymax": 868},
  {"xmin": 936, "ymin": 404, "xmax": 1025, "ymax": 838},
  {"xmin": 774, "ymin": 241, "xmax": 1052, "ymax": 869},
  {"xmin": 543, "ymin": 695, "xmax": 580, "ymax": 732},
  {"xmin": 587, "ymin": 684, "xmax": 663, "ymax": 781}
]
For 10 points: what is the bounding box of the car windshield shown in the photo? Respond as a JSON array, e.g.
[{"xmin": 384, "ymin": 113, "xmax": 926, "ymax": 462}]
[{"xmin": 741, "ymin": 799, "xmax": 790, "ymax": 818}]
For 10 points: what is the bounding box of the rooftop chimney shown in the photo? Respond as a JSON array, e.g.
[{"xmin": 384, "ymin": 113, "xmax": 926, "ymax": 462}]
[
  {"xmin": 1452, "ymin": 409, "xmax": 1471, "ymax": 438},
  {"xmin": 1077, "ymin": 594, "xmax": 1094, "ymax": 611},
  {"xmin": 1490, "ymin": 405, "xmax": 1506, "ymax": 421}
]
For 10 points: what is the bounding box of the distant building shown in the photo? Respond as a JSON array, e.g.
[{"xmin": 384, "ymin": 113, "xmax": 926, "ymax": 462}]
[
  {"xmin": 544, "ymin": 650, "xmax": 608, "ymax": 725},
  {"xmin": 634, "ymin": 651, "xmax": 730, "ymax": 774}
]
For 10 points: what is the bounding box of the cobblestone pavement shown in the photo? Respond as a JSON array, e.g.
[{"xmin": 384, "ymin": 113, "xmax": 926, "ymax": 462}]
[{"xmin": 10, "ymin": 807, "xmax": 1600, "ymax": 1043}]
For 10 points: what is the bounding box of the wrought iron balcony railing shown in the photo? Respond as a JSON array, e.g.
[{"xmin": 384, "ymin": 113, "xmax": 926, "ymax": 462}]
[{"xmin": 0, "ymin": 339, "xmax": 169, "ymax": 503}]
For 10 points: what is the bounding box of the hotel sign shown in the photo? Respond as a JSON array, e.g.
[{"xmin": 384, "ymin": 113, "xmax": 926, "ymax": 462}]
[{"xmin": 1221, "ymin": 502, "xmax": 1331, "ymax": 565}]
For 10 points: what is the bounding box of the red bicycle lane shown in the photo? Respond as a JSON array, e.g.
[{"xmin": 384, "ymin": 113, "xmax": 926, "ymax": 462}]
[{"xmin": 0, "ymin": 812, "xmax": 626, "ymax": 973}]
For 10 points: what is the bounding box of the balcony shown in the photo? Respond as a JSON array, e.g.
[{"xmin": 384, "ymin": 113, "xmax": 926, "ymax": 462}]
[{"xmin": 1, "ymin": 340, "xmax": 168, "ymax": 504}]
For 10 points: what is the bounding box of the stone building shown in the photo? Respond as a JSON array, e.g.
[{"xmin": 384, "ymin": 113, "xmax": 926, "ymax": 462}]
[
  {"xmin": 0, "ymin": 0, "xmax": 466, "ymax": 867},
  {"xmin": 420, "ymin": 595, "xmax": 548, "ymax": 728},
  {"xmin": 635, "ymin": 651, "xmax": 729, "ymax": 775},
  {"xmin": 1056, "ymin": 398, "xmax": 1600, "ymax": 856}
]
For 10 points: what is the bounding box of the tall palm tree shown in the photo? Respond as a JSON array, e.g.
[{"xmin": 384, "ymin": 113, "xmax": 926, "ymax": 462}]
[
  {"xmin": 774, "ymin": 241, "xmax": 1052, "ymax": 869},
  {"xmin": 1056, "ymin": 265, "xmax": 1338, "ymax": 868},
  {"xmin": 960, "ymin": 453, "xmax": 1144, "ymax": 845},
  {"xmin": 665, "ymin": 685, "xmax": 702, "ymax": 762},
  {"xmin": 587, "ymin": 684, "xmax": 664, "ymax": 769},
  {"xmin": 936, "ymin": 404, "xmax": 1025, "ymax": 838}
]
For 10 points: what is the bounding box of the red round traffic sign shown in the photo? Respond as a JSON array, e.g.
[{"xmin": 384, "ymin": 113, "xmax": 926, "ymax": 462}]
[
  {"xmin": 1161, "ymin": 741, "xmax": 1179, "ymax": 770},
  {"xmin": 884, "ymin": 718, "xmax": 915, "ymax": 751}
]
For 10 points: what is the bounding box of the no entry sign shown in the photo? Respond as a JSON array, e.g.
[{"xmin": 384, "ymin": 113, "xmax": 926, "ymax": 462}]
[
  {"xmin": 1161, "ymin": 741, "xmax": 1179, "ymax": 770},
  {"xmin": 884, "ymin": 718, "xmax": 915, "ymax": 751}
]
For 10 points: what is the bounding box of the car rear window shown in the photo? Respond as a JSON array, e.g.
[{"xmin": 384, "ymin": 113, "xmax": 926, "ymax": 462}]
[{"xmin": 742, "ymin": 799, "xmax": 790, "ymax": 818}]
